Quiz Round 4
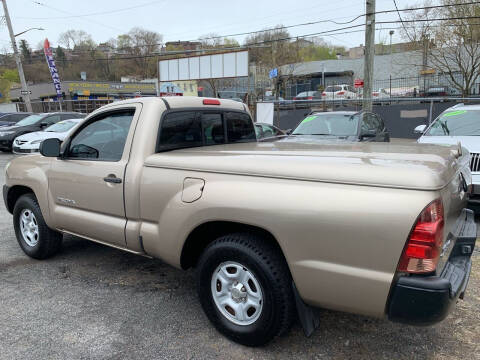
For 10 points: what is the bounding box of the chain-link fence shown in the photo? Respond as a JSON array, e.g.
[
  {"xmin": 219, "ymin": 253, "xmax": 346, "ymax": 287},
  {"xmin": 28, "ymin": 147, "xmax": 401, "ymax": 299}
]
[
  {"xmin": 283, "ymin": 73, "xmax": 477, "ymax": 99},
  {"xmin": 258, "ymin": 97, "xmax": 480, "ymax": 139}
]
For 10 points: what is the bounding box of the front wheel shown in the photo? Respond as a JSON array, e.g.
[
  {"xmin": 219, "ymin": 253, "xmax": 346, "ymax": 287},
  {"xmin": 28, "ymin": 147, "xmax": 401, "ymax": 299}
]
[
  {"xmin": 13, "ymin": 193, "xmax": 63, "ymax": 259},
  {"xmin": 196, "ymin": 233, "xmax": 295, "ymax": 346}
]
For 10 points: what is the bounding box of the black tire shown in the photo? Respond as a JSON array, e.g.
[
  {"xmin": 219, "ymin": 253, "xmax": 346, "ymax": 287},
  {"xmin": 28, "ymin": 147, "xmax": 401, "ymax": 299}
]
[
  {"xmin": 13, "ymin": 193, "xmax": 62, "ymax": 259},
  {"xmin": 196, "ymin": 233, "xmax": 295, "ymax": 346}
]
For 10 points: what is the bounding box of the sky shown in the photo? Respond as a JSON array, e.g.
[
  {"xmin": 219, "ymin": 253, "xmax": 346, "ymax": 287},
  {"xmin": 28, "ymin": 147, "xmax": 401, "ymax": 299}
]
[{"xmin": 0, "ymin": 0, "xmax": 425, "ymax": 52}]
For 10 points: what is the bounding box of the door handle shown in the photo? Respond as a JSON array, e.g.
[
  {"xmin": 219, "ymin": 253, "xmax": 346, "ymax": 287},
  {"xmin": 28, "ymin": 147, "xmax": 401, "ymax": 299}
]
[{"xmin": 103, "ymin": 175, "xmax": 122, "ymax": 184}]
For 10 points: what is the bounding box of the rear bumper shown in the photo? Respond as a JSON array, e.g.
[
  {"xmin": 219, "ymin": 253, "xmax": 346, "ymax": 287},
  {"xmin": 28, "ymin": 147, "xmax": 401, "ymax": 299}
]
[{"xmin": 387, "ymin": 208, "xmax": 476, "ymax": 325}]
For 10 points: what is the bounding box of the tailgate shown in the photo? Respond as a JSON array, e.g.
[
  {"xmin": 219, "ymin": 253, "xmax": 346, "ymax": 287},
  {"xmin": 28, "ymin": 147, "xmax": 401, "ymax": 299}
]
[{"xmin": 437, "ymin": 156, "xmax": 472, "ymax": 271}]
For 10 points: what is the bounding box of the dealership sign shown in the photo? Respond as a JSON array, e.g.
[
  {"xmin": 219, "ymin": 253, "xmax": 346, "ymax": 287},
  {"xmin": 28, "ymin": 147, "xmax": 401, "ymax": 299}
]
[{"xmin": 43, "ymin": 38, "xmax": 62, "ymax": 98}]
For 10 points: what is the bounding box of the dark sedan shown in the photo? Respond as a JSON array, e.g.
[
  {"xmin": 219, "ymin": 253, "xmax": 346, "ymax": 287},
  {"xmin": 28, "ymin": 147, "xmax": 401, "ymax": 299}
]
[
  {"xmin": 0, "ymin": 112, "xmax": 32, "ymax": 127},
  {"xmin": 0, "ymin": 112, "xmax": 84, "ymax": 152},
  {"xmin": 279, "ymin": 111, "xmax": 389, "ymax": 143}
]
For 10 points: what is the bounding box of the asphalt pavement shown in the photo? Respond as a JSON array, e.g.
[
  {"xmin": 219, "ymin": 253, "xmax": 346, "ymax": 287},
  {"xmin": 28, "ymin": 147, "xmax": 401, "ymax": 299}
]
[{"xmin": 0, "ymin": 153, "xmax": 479, "ymax": 360}]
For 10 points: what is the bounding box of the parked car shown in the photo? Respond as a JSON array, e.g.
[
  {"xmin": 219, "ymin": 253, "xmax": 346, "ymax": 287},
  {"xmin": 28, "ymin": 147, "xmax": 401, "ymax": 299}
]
[
  {"xmin": 280, "ymin": 111, "xmax": 389, "ymax": 143},
  {"xmin": 424, "ymin": 85, "xmax": 458, "ymax": 97},
  {"xmin": 321, "ymin": 84, "xmax": 357, "ymax": 100},
  {"xmin": 372, "ymin": 88, "xmax": 390, "ymax": 99},
  {"xmin": 0, "ymin": 112, "xmax": 32, "ymax": 127},
  {"xmin": 13, "ymin": 118, "xmax": 83, "ymax": 154},
  {"xmin": 415, "ymin": 104, "xmax": 480, "ymax": 205},
  {"xmin": 0, "ymin": 112, "xmax": 83, "ymax": 152},
  {"xmin": 3, "ymin": 97, "xmax": 475, "ymax": 346},
  {"xmin": 293, "ymin": 91, "xmax": 322, "ymax": 101},
  {"xmin": 254, "ymin": 122, "xmax": 286, "ymax": 139}
]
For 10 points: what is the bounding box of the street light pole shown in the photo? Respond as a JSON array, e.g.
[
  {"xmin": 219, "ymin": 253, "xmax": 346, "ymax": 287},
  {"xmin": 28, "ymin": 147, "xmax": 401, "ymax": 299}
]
[{"xmin": 2, "ymin": 0, "xmax": 33, "ymax": 112}]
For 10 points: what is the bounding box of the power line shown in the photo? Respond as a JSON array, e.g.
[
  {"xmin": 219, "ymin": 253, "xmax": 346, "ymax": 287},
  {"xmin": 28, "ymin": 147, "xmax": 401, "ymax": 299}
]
[
  {"xmin": 12, "ymin": 15, "xmax": 480, "ymax": 66},
  {"xmin": 22, "ymin": 0, "xmax": 165, "ymax": 19},
  {"xmin": 393, "ymin": 0, "xmax": 414, "ymax": 42},
  {"xmin": 28, "ymin": 1, "xmax": 122, "ymax": 32},
  {"xmin": 64, "ymin": 2, "xmax": 480, "ymax": 55}
]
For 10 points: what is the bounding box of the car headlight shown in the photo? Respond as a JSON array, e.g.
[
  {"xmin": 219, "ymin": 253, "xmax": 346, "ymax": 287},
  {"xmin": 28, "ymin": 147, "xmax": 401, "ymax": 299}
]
[
  {"xmin": 0, "ymin": 131, "xmax": 15, "ymax": 136},
  {"xmin": 30, "ymin": 139, "xmax": 43, "ymax": 144}
]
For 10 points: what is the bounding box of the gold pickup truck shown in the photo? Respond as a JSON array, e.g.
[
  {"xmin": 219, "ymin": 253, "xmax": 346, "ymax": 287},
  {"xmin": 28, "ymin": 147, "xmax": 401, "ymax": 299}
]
[{"xmin": 3, "ymin": 97, "xmax": 477, "ymax": 346}]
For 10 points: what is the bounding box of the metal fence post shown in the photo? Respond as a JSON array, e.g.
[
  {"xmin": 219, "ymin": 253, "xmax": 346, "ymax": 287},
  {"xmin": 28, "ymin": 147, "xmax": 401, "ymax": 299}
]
[{"xmin": 428, "ymin": 100, "xmax": 433, "ymax": 124}]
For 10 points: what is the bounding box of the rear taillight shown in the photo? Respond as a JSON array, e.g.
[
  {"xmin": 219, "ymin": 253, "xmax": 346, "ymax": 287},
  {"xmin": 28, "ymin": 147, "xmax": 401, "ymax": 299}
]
[
  {"xmin": 397, "ymin": 199, "xmax": 444, "ymax": 273},
  {"xmin": 293, "ymin": 97, "xmax": 298, "ymax": 100},
  {"xmin": 306, "ymin": 96, "xmax": 313, "ymax": 100},
  {"xmin": 337, "ymin": 91, "xmax": 345, "ymax": 95},
  {"xmin": 321, "ymin": 92, "xmax": 326, "ymax": 96}
]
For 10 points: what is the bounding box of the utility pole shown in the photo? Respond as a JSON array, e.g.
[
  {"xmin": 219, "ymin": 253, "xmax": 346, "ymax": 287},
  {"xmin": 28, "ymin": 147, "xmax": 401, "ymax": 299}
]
[
  {"xmin": 389, "ymin": 30, "xmax": 394, "ymax": 99},
  {"xmin": 363, "ymin": 0, "xmax": 375, "ymax": 112},
  {"xmin": 2, "ymin": 0, "xmax": 33, "ymax": 112}
]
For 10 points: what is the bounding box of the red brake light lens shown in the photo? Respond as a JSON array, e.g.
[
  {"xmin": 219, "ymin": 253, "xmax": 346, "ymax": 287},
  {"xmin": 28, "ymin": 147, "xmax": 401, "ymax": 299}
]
[
  {"xmin": 321, "ymin": 92, "xmax": 326, "ymax": 96},
  {"xmin": 397, "ymin": 199, "xmax": 444, "ymax": 273},
  {"xmin": 306, "ymin": 96, "xmax": 313, "ymax": 100},
  {"xmin": 203, "ymin": 99, "xmax": 221, "ymax": 105}
]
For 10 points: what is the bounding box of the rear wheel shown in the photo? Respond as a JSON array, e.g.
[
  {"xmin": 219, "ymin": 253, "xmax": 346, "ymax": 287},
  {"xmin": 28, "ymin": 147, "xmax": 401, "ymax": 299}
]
[
  {"xmin": 196, "ymin": 233, "xmax": 295, "ymax": 346},
  {"xmin": 13, "ymin": 193, "xmax": 62, "ymax": 259}
]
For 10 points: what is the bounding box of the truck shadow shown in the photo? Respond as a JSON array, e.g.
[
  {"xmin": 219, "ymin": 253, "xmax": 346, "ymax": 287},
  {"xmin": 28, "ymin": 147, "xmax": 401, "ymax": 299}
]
[{"xmin": 56, "ymin": 235, "xmax": 477, "ymax": 360}]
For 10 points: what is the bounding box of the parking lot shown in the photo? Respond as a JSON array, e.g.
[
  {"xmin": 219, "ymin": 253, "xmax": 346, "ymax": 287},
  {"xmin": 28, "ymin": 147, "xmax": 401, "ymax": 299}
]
[{"xmin": 0, "ymin": 152, "xmax": 479, "ymax": 360}]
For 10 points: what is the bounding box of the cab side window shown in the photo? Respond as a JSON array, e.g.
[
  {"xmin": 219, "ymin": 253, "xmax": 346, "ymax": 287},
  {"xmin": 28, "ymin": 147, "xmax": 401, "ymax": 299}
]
[{"xmin": 66, "ymin": 110, "xmax": 134, "ymax": 161}]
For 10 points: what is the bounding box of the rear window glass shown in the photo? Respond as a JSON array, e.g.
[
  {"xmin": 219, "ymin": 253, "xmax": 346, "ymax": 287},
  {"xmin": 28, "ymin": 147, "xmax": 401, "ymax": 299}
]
[
  {"xmin": 158, "ymin": 111, "xmax": 255, "ymax": 151},
  {"xmin": 225, "ymin": 112, "xmax": 256, "ymax": 143},
  {"xmin": 159, "ymin": 112, "xmax": 202, "ymax": 149}
]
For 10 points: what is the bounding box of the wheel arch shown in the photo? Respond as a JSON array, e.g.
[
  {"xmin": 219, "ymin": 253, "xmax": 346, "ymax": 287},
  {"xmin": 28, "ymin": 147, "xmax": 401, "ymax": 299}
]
[
  {"xmin": 5, "ymin": 185, "xmax": 35, "ymax": 214},
  {"xmin": 180, "ymin": 221, "xmax": 287, "ymax": 270}
]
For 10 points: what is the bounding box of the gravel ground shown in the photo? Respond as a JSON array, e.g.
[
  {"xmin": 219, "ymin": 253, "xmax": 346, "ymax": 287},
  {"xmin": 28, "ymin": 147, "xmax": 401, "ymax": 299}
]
[{"xmin": 0, "ymin": 153, "xmax": 479, "ymax": 360}]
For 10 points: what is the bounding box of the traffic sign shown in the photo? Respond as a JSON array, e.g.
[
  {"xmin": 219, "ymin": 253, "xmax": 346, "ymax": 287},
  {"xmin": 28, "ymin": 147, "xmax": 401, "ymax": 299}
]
[
  {"xmin": 269, "ymin": 68, "xmax": 278, "ymax": 79},
  {"xmin": 354, "ymin": 79, "xmax": 364, "ymax": 88},
  {"xmin": 20, "ymin": 90, "xmax": 32, "ymax": 95}
]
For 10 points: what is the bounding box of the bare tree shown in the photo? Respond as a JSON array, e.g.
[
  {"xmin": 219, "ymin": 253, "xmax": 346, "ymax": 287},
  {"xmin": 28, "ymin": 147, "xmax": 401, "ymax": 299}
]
[
  {"xmin": 58, "ymin": 30, "xmax": 95, "ymax": 50},
  {"xmin": 401, "ymin": 0, "xmax": 480, "ymax": 95},
  {"xmin": 428, "ymin": 0, "xmax": 480, "ymax": 95}
]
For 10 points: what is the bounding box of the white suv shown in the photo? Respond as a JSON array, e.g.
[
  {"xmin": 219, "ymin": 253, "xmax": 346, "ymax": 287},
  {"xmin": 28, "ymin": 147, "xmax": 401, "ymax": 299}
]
[
  {"xmin": 415, "ymin": 104, "xmax": 480, "ymax": 203},
  {"xmin": 321, "ymin": 84, "xmax": 357, "ymax": 100}
]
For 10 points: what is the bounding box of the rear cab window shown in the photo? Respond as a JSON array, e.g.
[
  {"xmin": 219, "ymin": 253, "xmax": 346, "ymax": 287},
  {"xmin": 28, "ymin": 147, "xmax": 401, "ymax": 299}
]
[{"xmin": 157, "ymin": 110, "xmax": 255, "ymax": 152}]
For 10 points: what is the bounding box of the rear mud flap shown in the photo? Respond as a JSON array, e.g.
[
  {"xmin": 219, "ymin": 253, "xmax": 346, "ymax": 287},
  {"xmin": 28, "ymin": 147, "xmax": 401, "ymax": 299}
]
[{"xmin": 292, "ymin": 282, "xmax": 320, "ymax": 337}]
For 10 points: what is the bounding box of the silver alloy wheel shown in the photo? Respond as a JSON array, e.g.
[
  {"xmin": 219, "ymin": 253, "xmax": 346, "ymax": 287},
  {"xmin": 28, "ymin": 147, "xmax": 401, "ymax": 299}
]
[
  {"xmin": 20, "ymin": 209, "xmax": 39, "ymax": 247},
  {"xmin": 211, "ymin": 261, "xmax": 263, "ymax": 326}
]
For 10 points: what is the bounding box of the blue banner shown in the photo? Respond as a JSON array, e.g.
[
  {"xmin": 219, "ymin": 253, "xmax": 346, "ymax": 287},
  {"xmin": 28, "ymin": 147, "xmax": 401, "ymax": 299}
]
[{"xmin": 43, "ymin": 38, "xmax": 62, "ymax": 98}]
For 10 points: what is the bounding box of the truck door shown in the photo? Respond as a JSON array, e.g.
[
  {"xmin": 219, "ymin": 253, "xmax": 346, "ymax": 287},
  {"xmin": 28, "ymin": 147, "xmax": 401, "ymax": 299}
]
[{"xmin": 48, "ymin": 105, "xmax": 140, "ymax": 247}]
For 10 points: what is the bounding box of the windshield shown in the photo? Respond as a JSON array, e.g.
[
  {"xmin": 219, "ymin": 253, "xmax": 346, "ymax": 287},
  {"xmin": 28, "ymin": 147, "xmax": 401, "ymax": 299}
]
[
  {"xmin": 426, "ymin": 110, "xmax": 480, "ymax": 136},
  {"xmin": 15, "ymin": 114, "xmax": 44, "ymax": 126},
  {"xmin": 292, "ymin": 113, "xmax": 359, "ymax": 136},
  {"xmin": 45, "ymin": 120, "xmax": 78, "ymax": 133}
]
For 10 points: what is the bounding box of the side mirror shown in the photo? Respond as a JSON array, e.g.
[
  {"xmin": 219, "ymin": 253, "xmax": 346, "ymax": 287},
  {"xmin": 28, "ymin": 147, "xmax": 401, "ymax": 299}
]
[
  {"xmin": 40, "ymin": 122, "xmax": 48, "ymax": 128},
  {"xmin": 414, "ymin": 124, "xmax": 427, "ymax": 134},
  {"xmin": 39, "ymin": 138, "xmax": 61, "ymax": 157},
  {"xmin": 286, "ymin": 129, "xmax": 293, "ymax": 135}
]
